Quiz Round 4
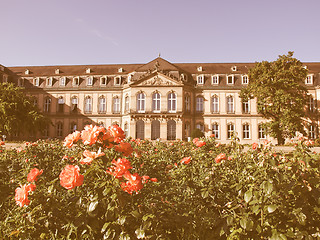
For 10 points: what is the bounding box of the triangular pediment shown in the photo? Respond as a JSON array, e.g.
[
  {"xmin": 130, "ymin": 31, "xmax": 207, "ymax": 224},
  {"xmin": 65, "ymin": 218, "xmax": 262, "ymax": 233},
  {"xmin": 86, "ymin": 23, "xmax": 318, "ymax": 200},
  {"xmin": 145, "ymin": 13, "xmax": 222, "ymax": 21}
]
[
  {"xmin": 131, "ymin": 72, "xmax": 183, "ymax": 86},
  {"xmin": 134, "ymin": 57, "xmax": 182, "ymax": 72}
]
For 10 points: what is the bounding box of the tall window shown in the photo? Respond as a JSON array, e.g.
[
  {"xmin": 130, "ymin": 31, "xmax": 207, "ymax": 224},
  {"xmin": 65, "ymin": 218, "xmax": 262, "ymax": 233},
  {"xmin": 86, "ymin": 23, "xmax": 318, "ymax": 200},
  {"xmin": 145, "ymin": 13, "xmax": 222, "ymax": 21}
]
[
  {"xmin": 71, "ymin": 96, "xmax": 78, "ymax": 113},
  {"xmin": 124, "ymin": 122, "xmax": 129, "ymax": 138},
  {"xmin": 73, "ymin": 77, "xmax": 79, "ymax": 86},
  {"xmin": 60, "ymin": 77, "xmax": 66, "ymax": 86},
  {"xmin": 211, "ymin": 95, "xmax": 219, "ymax": 113},
  {"xmin": 44, "ymin": 97, "xmax": 51, "ymax": 113},
  {"xmin": 33, "ymin": 77, "xmax": 40, "ymax": 86},
  {"xmin": 167, "ymin": 120, "xmax": 176, "ymax": 140},
  {"xmin": 113, "ymin": 97, "xmax": 120, "ymax": 113},
  {"xmin": 305, "ymin": 75, "xmax": 313, "ymax": 85},
  {"xmin": 184, "ymin": 122, "xmax": 191, "ymax": 138},
  {"xmin": 46, "ymin": 77, "xmax": 52, "ymax": 87},
  {"xmin": 197, "ymin": 75, "xmax": 204, "ymax": 84},
  {"xmin": 258, "ymin": 125, "xmax": 266, "ymax": 139},
  {"xmin": 70, "ymin": 122, "xmax": 77, "ymax": 133},
  {"xmin": 227, "ymin": 75, "xmax": 234, "ymax": 84},
  {"xmin": 56, "ymin": 122, "xmax": 63, "ymax": 137},
  {"xmin": 84, "ymin": 97, "xmax": 92, "ymax": 114},
  {"xmin": 87, "ymin": 76, "xmax": 93, "ymax": 86},
  {"xmin": 168, "ymin": 92, "xmax": 177, "ymax": 112},
  {"xmin": 58, "ymin": 97, "xmax": 64, "ymax": 113},
  {"xmin": 125, "ymin": 95, "xmax": 129, "ymax": 112},
  {"xmin": 137, "ymin": 92, "xmax": 146, "ymax": 113},
  {"xmin": 98, "ymin": 96, "xmax": 106, "ymax": 113},
  {"xmin": 212, "ymin": 75, "xmax": 219, "ymax": 84},
  {"xmin": 100, "ymin": 76, "xmax": 107, "ymax": 86},
  {"xmin": 227, "ymin": 96, "xmax": 234, "ymax": 113},
  {"xmin": 309, "ymin": 124, "xmax": 317, "ymax": 139},
  {"xmin": 243, "ymin": 124, "xmax": 250, "ymax": 139},
  {"xmin": 227, "ymin": 124, "xmax": 234, "ymax": 139},
  {"xmin": 308, "ymin": 96, "xmax": 316, "ymax": 112},
  {"xmin": 196, "ymin": 97, "xmax": 204, "ymax": 112},
  {"xmin": 185, "ymin": 94, "xmax": 191, "ymax": 112},
  {"xmin": 152, "ymin": 92, "xmax": 161, "ymax": 112},
  {"xmin": 151, "ymin": 120, "xmax": 160, "ymax": 140},
  {"xmin": 212, "ymin": 123, "xmax": 219, "ymax": 139},
  {"xmin": 242, "ymin": 75, "xmax": 248, "ymax": 84},
  {"xmin": 242, "ymin": 100, "xmax": 250, "ymax": 114},
  {"xmin": 136, "ymin": 120, "xmax": 145, "ymax": 139}
]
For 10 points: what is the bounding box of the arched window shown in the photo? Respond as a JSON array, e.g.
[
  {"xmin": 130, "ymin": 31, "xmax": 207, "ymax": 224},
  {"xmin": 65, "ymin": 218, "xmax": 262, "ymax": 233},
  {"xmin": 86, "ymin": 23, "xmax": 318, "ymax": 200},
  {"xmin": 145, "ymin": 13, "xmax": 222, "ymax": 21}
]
[
  {"xmin": 137, "ymin": 92, "xmax": 145, "ymax": 113},
  {"xmin": 84, "ymin": 96, "xmax": 92, "ymax": 114},
  {"xmin": 227, "ymin": 123, "xmax": 234, "ymax": 139},
  {"xmin": 185, "ymin": 94, "xmax": 191, "ymax": 112},
  {"xmin": 167, "ymin": 120, "xmax": 176, "ymax": 140},
  {"xmin": 243, "ymin": 124, "xmax": 250, "ymax": 139},
  {"xmin": 136, "ymin": 120, "xmax": 145, "ymax": 140},
  {"xmin": 168, "ymin": 92, "xmax": 177, "ymax": 112},
  {"xmin": 71, "ymin": 96, "xmax": 78, "ymax": 113},
  {"xmin": 152, "ymin": 92, "xmax": 161, "ymax": 112},
  {"xmin": 44, "ymin": 97, "xmax": 51, "ymax": 113},
  {"xmin": 125, "ymin": 95, "xmax": 129, "ymax": 112},
  {"xmin": 226, "ymin": 96, "xmax": 234, "ymax": 113},
  {"xmin": 113, "ymin": 96, "xmax": 120, "ymax": 113},
  {"xmin": 211, "ymin": 95, "xmax": 219, "ymax": 113},
  {"xmin": 196, "ymin": 96, "xmax": 204, "ymax": 112},
  {"xmin": 56, "ymin": 122, "xmax": 63, "ymax": 137},
  {"xmin": 151, "ymin": 120, "xmax": 160, "ymax": 140},
  {"xmin": 212, "ymin": 123, "xmax": 219, "ymax": 139},
  {"xmin": 58, "ymin": 97, "xmax": 64, "ymax": 113},
  {"xmin": 98, "ymin": 96, "xmax": 106, "ymax": 113}
]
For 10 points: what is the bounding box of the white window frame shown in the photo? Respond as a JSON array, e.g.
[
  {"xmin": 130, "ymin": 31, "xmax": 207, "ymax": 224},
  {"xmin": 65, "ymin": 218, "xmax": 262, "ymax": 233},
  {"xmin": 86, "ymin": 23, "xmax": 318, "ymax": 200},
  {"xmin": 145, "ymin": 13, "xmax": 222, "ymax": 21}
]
[
  {"xmin": 227, "ymin": 124, "xmax": 234, "ymax": 139},
  {"xmin": 197, "ymin": 75, "xmax": 204, "ymax": 85},
  {"xmin": 84, "ymin": 97, "xmax": 92, "ymax": 114},
  {"xmin": 114, "ymin": 76, "xmax": 121, "ymax": 85},
  {"xmin": 227, "ymin": 75, "xmax": 234, "ymax": 85},
  {"xmin": 60, "ymin": 77, "xmax": 66, "ymax": 86},
  {"xmin": 196, "ymin": 96, "xmax": 204, "ymax": 112},
  {"xmin": 152, "ymin": 92, "xmax": 161, "ymax": 113},
  {"xmin": 242, "ymin": 75, "xmax": 249, "ymax": 84},
  {"xmin": 227, "ymin": 95, "xmax": 234, "ymax": 113},
  {"xmin": 113, "ymin": 97, "xmax": 120, "ymax": 113},
  {"xmin": 44, "ymin": 97, "xmax": 51, "ymax": 113},
  {"xmin": 243, "ymin": 124, "xmax": 250, "ymax": 139},
  {"xmin": 46, "ymin": 77, "xmax": 53, "ymax": 87},
  {"xmin": 211, "ymin": 95, "xmax": 219, "ymax": 113},
  {"xmin": 309, "ymin": 124, "xmax": 316, "ymax": 139},
  {"xmin": 100, "ymin": 76, "xmax": 107, "ymax": 86},
  {"xmin": 58, "ymin": 97, "xmax": 64, "ymax": 113},
  {"xmin": 73, "ymin": 77, "xmax": 79, "ymax": 86},
  {"xmin": 71, "ymin": 97, "xmax": 78, "ymax": 113},
  {"xmin": 137, "ymin": 92, "xmax": 146, "ymax": 113},
  {"xmin": 258, "ymin": 125, "xmax": 266, "ymax": 139},
  {"xmin": 185, "ymin": 94, "xmax": 191, "ymax": 112},
  {"xmin": 242, "ymin": 100, "xmax": 250, "ymax": 114},
  {"xmin": 125, "ymin": 95, "xmax": 129, "ymax": 112},
  {"xmin": 212, "ymin": 123, "xmax": 219, "ymax": 139},
  {"xmin": 168, "ymin": 92, "xmax": 177, "ymax": 113},
  {"xmin": 308, "ymin": 96, "xmax": 316, "ymax": 112},
  {"xmin": 305, "ymin": 74, "xmax": 313, "ymax": 85},
  {"xmin": 87, "ymin": 76, "xmax": 93, "ymax": 86},
  {"xmin": 98, "ymin": 96, "xmax": 106, "ymax": 113},
  {"xmin": 56, "ymin": 122, "xmax": 63, "ymax": 137},
  {"xmin": 212, "ymin": 75, "xmax": 219, "ymax": 85},
  {"xmin": 33, "ymin": 77, "xmax": 40, "ymax": 86}
]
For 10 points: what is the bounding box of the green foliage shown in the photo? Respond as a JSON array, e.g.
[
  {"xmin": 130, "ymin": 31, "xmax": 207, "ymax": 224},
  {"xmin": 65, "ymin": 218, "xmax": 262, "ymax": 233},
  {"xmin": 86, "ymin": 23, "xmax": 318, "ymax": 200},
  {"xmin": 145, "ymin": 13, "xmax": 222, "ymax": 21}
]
[
  {"xmin": 240, "ymin": 52, "xmax": 308, "ymax": 145},
  {"xmin": 190, "ymin": 128, "xmax": 205, "ymax": 138},
  {"xmin": 0, "ymin": 137, "xmax": 320, "ymax": 239},
  {"xmin": 0, "ymin": 83, "xmax": 50, "ymax": 137}
]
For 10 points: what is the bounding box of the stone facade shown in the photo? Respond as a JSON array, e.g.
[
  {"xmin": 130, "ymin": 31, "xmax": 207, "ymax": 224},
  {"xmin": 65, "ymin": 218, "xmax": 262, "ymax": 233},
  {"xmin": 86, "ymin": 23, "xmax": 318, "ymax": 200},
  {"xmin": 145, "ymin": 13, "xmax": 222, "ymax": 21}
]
[{"xmin": 1, "ymin": 57, "xmax": 320, "ymax": 143}]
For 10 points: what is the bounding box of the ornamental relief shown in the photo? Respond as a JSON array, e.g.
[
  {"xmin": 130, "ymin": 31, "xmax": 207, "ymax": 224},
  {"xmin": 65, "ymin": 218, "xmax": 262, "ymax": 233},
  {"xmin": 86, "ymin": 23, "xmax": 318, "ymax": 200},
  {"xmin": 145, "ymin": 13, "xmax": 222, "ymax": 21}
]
[{"xmin": 137, "ymin": 76, "xmax": 177, "ymax": 86}]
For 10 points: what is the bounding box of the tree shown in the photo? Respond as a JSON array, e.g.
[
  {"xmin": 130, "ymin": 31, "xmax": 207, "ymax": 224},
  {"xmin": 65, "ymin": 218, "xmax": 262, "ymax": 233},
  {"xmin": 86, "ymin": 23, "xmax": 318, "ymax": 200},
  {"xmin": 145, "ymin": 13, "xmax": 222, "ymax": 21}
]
[
  {"xmin": 0, "ymin": 83, "xmax": 50, "ymax": 138},
  {"xmin": 240, "ymin": 52, "xmax": 309, "ymax": 145}
]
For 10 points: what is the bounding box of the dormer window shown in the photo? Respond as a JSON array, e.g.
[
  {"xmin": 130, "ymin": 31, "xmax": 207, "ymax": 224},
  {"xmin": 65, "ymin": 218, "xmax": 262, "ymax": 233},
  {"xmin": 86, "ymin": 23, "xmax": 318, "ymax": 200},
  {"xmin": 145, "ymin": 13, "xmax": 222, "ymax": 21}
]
[
  {"xmin": 46, "ymin": 77, "xmax": 53, "ymax": 87},
  {"xmin": 60, "ymin": 77, "xmax": 66, "ymax": 86},
  {"xmin": 86, "ymin": 68, "xmax": 91, "ymax": 74},
  {"xmin": 100, "ymin": 76, "xmax": 107, "ymax": 86},
  {"xmin": 231, "ymin": 66, "xmax": 237, "ymax": 71},
  {"xmin": 25, "ymin": 69, "xmax": 30, "ymax": 75},
  {"xmin": 55, "ymin": 69, "xmax": 60, "ymax": 74},
  {"xmin": 73, "ymin": 77, "xmax": 79, "ymax": 86},
  {"xmin": 212, "ymin": 75, "xmax": 219, "ymax": 85},
  {"xmin": 33, "ymin": 77, "xmax": 40, "ymax": 86},
  {"xmin": 242, "ymin": 75, "xmax": 249, "ymax": 84},
  {"xmin": 305, "ymin": 75, "xmax": 313, "ymax": 85},
  {"xmin": 86, "ymin": 76, "xmax": 93, "ymax": 86},
  {"xmin": 127, "ymin": 74, "xmax": 132, "ymax": 83},
  {"xmin": 197, "ymin": 75, "xmax": 204, "ymax": 85},
  {"xmin": 114, "ymin": 76, "xmax": 121, "ymax": 85},
  {"xmin": 227, "ymin": 75, "xmax": 234, "ymax": 84},
  {"xmin": 118, "ymin": 68, "xmax": 123, "ymax": 73},
  {"xmin": 197, "ymin": 66, "xmax": 203, "ymax": 72}
]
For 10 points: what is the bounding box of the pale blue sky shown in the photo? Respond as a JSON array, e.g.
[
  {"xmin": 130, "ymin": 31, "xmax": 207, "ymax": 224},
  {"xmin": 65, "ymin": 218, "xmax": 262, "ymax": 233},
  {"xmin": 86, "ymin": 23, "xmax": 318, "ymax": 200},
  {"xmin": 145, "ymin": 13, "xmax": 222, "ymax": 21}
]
[{"xmin": 1, "ymin": 0, "xmax": 320, "ymax": 66}]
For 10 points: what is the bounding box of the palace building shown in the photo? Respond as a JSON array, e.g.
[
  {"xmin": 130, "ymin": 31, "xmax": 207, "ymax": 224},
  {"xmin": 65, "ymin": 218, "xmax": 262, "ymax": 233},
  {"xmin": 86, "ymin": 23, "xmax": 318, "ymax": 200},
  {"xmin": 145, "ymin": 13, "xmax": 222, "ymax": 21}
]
[{"xmin": 0, "ymin": 57, "xmax": 319, "ymax": 143}]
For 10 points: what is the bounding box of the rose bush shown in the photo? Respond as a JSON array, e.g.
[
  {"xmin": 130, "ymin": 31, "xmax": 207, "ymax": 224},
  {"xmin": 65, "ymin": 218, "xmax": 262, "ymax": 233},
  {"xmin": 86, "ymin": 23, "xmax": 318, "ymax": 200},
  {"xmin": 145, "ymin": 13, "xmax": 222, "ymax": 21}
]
[{"xmin": 0, "ymin": 126, "xmax": 319, "ymax": 239}]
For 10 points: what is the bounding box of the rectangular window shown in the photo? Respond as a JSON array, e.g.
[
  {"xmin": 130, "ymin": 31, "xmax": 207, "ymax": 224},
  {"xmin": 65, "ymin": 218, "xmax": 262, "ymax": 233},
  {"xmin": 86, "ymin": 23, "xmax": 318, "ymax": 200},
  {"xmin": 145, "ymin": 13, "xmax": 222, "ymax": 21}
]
[
  {"xmin": 73, "ymin": 77, "xmax": 79, "ymax": 86},
  {"xmin": 71, "ymin": 98, "xmax": 78, "ymax": 113},
  {"xmin": 242, "ymin": 75, "xmax": 248, "ymax": 84},
  {"xmin": 99, "ymin": 98, "xmax": 106, "ymax": 113},
  {"xmin": 197, "ymin": 75, "xmax": 204, "ymax": 85},
  {"xmin": 185, "ymin": 95, "xmax": 191, "ymax": 112},
  {"xmin": 227, "ymin": 124, "xmax": 234, "ymax": 139},
  {"xmin": 114, "ymin": 76, "xmax": 121, "ymax": 85},
  {"xmin": 57, "ymin": 123, "xmax": 63, "ymax": 137},
  {"xmin": 33, "ymin": 77, "xmax": 40, "ymax": 86},
  {"xmin": 125, "ymin": 96, "xmax": 129, "ymax": 112},
  {"xmin": 243, "ymin": 124, "xmax": 250, "ymax": 139},
  {"xmin": 46, "ymin": 77, "xmax": 53, "ymax": 87},
  {"xmin": 196, "ymin": 97, "xmax": 204, "ymax": 112},
  {"xmin": 211, "ymin": 96, "xmax": 219, "ymax": 113},
  {"xmin": 60, "ymin": 77, "xmax": 66, "ymax": 86},
  {"xmin": 84, "ymin": 98, "xmax": 92, "ymax": 114},
  {"xmin": 212, "ymin": 75, "xmax": 219, "ymax": 85},
  {"xmin": 308, "ymin": 96, "xmax": 316, "ymax": 112},
  {"xmin": 227, "ymin": 96, "xmax": 234, "ymax": 113},
  {"xmin": 309, "ymin": 125, "xmax": 316, "ymax": 139},
  {"xmin": 58, "ymin": 98, "xmax": 64, "ymax": 113},
  {"xmin": 305, "ymin": 75, "xmax": 313, "ymax": 85},
  {"xmin": 87, "ymin": 76, "xmax": 93, "ymax": 86},
  {"xmin": 258, "ymin": 125, "xmax": 266, "ymax": 139},
  {"xmin": 113, "ymin": 98, "xmax": 120, "ymax": 113},
  {"xmin": 100, "ymin": 76, "xmax": 107, "ymax": 86},
  {"xmin": 227, "ymin": 75, "xmax": 234, "ymax": 84},
  {"xmin": 212, "ymin": 124, "xmax": 219, "ymax": 139}
]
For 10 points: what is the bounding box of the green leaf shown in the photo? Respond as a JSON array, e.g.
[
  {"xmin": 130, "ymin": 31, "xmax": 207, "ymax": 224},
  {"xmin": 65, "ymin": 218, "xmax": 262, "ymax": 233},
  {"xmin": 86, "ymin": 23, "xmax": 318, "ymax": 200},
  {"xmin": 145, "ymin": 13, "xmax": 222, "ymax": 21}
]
[
  {"xmin": 268, "ymin": 204, "xmax": 277, "ymax": 213},
  {"xmin": 240, "ymin": 218, "xmax": 247, "ymax": 229},
  {"xmin": 244, "ymin": 189, "xmax": 252, "ymax": 203},
  {"xmin": 88, "ymin": 200, "xmax": 99, "ymax": 213},
  {"xmin": 101, "ymin": 222, "xmax": 110, "ymax": 233},
  {"xmin": 252, "ymin": 205, "xmax": 260, "ymax": 215},
  {"xmin": 135, "ymin": 228, "xmax": 145, "ymax": 239},
  {"xmin": 118, "ymin": 216, "xmax": 126, "ymax": 225}
]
